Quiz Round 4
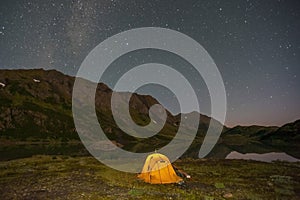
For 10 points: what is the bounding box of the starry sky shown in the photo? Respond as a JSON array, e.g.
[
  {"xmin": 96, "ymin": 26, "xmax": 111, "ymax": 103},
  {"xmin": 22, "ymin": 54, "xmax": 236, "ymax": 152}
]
[{"xmin": 0, "ymin": 0, "xmax": 299, "ymax": 127}]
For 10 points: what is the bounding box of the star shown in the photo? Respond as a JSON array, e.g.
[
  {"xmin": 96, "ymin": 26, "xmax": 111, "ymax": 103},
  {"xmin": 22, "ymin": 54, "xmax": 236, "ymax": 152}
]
[{"xmin": 0, "ymin": 0, "xmax": 299, "ymax": 126}]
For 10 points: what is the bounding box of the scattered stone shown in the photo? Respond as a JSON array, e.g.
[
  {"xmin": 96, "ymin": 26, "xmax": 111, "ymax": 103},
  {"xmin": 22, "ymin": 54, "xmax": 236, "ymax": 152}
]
[
  {"xmin": 267, "ymin": 181, "xmax": 273, "ymax": 186},
  {"xmin": 33, "ymin": 78, "xmax": 41, "ymax": 83},
  {"xmin": 223, "ymin": 193, "xmax": 233, "ymax": 198}
]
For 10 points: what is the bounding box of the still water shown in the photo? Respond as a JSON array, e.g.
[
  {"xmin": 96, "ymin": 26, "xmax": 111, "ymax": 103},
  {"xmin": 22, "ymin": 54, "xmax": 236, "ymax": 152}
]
[
  {"xmin": 226, "ymin": 151, "xmax": 299, "ymax": 162},
  {"xmin": 1, "ymin": 144, "xmax": 299, "ymax": 163}
]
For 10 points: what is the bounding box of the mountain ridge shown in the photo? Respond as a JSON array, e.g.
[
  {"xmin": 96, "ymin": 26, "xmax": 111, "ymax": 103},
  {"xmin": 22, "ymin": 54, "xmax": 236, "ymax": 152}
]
[{"xmin": 0, "ymin": 69, "xmax": 299, "ymax": 158}]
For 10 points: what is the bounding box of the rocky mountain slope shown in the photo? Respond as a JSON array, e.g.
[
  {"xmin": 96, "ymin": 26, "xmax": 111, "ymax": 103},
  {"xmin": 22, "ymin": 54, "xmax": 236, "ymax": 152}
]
[
  {"xmin": 0, "ymin": 69, "xmax": 220, "ymax": 152},
  {"xmin": 0, "ymin": 69, "xmax": 299, "ymax": 158}
]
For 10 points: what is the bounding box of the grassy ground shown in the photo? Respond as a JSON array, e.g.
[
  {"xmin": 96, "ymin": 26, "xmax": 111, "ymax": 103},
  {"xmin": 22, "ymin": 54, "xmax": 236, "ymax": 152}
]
[{"xmin": 0, "ymin": 155, "xmax": 299, "ymax": 200}]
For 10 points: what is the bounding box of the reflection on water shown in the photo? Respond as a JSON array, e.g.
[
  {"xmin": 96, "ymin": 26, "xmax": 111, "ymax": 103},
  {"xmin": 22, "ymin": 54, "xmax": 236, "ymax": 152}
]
[
  {"xmin": 226, "ymin": 151, "xmax": 300, "ymax": 162},
  {"xmin": 1, "ymin": 144, "xmax": 299, "ymax": 163}
]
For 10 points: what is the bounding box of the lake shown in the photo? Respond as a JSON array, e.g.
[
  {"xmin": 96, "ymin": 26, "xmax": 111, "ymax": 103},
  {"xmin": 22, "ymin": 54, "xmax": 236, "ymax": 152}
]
[
  {"xmin": 1, "ymin": 144, "xmax": 299, "ymax": 163},
  {"xmin": 226, "ymin": 151, "xmax": 300, "ymax": 162}
]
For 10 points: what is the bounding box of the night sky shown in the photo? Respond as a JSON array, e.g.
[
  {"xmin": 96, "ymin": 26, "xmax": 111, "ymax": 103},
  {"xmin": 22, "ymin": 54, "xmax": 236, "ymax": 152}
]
[{"xmin": 0, "ymin": 0, "xmax": 299, "ymax": 127}]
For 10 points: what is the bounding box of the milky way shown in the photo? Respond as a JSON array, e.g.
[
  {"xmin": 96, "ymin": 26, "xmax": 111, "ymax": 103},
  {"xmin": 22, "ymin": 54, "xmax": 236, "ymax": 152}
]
[{"xmin": 0, "ymin": 0, "xmax": 299, "ymax": 127}]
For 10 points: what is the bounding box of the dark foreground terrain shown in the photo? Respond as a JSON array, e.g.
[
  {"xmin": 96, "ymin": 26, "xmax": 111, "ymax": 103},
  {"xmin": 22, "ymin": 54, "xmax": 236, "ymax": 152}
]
[{"xmin": 0, "ymin": 155, "xmax": 299, "ymax": 200}]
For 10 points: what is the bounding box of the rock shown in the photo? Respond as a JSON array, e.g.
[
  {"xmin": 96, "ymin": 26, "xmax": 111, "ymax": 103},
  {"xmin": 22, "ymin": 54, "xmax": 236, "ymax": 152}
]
[
  {"xmin": 223, "ymin": 193, "xmax": 233, "ymax": 198},
  {"xmin": 0, "ymin": 82, "xmax": 5, "ymax": 87},
  {"xmin": 267, "ymin": 181, "xmax": 273, "ymax": 186},
  {"xmin": 33, "ymin": 78, "xmax": 41, "ymax": 83}
]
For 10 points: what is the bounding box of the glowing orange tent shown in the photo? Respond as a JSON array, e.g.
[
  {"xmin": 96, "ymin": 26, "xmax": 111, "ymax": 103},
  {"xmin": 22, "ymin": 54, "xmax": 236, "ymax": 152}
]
[{"xmin": 138, "ymin": 153, "xmax": 182, "ymax": 184}]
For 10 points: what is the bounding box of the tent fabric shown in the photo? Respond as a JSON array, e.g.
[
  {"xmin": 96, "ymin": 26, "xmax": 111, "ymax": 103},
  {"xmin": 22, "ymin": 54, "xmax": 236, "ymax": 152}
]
[{"xmin": 138, "ymin": 153, "xmax": 183, "ymax": 184}]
